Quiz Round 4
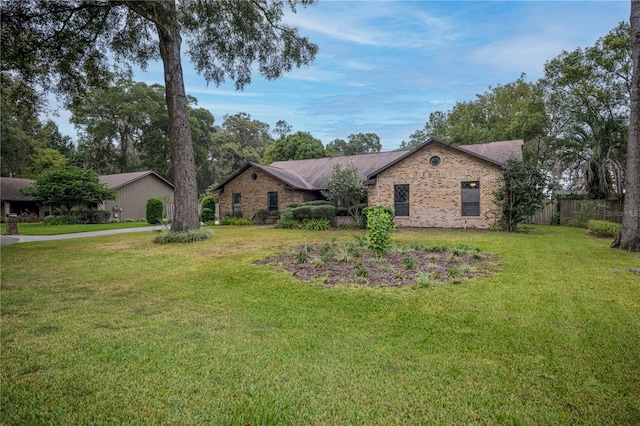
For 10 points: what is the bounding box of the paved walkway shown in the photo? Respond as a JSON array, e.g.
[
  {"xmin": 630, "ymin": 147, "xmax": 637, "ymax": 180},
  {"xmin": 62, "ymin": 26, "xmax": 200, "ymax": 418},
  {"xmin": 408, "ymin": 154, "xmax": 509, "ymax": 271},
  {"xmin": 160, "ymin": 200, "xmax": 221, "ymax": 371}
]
[{"xmin": 0, "ymin": 226, "xmax": 166, "ymax": 246}]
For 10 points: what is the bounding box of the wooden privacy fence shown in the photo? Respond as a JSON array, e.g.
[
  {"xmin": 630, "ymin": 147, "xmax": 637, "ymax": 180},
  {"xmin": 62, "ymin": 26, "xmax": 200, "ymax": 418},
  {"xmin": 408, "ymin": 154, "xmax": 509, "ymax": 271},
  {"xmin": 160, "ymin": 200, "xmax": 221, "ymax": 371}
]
[{"xmin": 527, "ymin": 199, "xmax": 624, "ymax": 225}]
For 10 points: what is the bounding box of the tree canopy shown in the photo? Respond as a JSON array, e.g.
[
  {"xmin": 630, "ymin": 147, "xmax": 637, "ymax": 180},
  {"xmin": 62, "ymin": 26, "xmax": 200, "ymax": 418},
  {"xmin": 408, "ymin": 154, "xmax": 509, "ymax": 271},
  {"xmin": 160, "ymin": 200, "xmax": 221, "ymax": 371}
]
[
  {"xmin": 400, "ymin": 75, "xmax": 548, "ymax": 151},
  {"xmin": 326, "ymin": 133, "xmax": 382, "ymax": 156},
  {"xmin": 0, "ymin": 72, "xmax": 76, "ymax": 177},
  {"xmin": 205, "ymin": 113, "xmax": 273, "ymax": 192},
  {"xmin": 2, "ymin": 0, "xmax": 318, "ymax": 232},
  {"xmin": 541, "ymin": 22, "xmax": 629, "ymax": 200},
  {"xmin": 404, "ymin": 23, "xmax": 630, "ymax": 201},
  {"xmin": 262, "ymin": 131, "xmax": 325, "ymax": 163},
  {"xmin": 22, "ymin": 165, "xmax": 116, "ymax": 212}
]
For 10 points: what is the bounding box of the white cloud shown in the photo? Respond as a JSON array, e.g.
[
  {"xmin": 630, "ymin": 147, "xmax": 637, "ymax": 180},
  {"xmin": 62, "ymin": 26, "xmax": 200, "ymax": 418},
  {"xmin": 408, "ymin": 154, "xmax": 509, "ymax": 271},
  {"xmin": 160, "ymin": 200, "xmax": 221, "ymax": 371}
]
[{"xmin": 285, "ymin": 1, "xmax": 457, "ymax": 49}]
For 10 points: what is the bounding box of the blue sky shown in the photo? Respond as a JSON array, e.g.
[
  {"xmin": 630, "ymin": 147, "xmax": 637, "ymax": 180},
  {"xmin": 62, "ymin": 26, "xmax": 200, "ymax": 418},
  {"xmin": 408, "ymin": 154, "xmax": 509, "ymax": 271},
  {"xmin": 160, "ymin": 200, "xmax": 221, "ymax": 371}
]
[{"xmin": 53, "ymin": 1, "xmax": 629, "ymax": 152}]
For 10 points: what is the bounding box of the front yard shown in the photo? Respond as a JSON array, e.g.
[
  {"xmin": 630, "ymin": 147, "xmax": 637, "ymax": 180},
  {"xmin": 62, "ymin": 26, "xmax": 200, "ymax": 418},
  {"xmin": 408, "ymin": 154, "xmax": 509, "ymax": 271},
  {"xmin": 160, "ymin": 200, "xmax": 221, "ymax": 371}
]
[{"xmin": 1, "ymin": 226, "xmax": 638, "ymax": 424}]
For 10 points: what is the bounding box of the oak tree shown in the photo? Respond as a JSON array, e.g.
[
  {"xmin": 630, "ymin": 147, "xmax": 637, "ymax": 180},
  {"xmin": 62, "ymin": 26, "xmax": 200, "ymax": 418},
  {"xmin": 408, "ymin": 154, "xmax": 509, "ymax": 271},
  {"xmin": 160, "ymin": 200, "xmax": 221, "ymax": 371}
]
[
  {"xmin": 326, "ymin": 133, "xmax": 382, "ymax": 156},
  {"xmin": 2, "ymin": 0, "xmax": 318, "ymax": 232},
  {"xmin": 262, "ymin": 131, "xmax": 325, "ymax": 163}
]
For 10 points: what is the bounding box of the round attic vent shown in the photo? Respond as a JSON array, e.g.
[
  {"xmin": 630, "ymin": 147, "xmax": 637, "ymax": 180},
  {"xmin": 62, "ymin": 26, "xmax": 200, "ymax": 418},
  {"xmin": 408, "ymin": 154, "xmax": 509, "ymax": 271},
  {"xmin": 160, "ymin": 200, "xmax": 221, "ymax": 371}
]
[
  {"xmin": 429, "ymin": 156, "xmax": 441, "ymax": 167},
  {"xmin": 251, "ymin": 173, "xmax": 258, "ymax": 180}
]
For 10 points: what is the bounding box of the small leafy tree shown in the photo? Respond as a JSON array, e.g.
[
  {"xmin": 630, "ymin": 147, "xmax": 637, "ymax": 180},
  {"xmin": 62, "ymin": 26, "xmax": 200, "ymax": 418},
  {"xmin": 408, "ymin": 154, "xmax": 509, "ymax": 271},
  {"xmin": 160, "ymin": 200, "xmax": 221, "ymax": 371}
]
[
  {"xmin": 366, "ymin": 207, "xmax": 395, "ymax": 257},
  {"xmin": 322, "ymin": 163, "xmax": 368, "ymax": 222},
  {"xmin": 22, "ymin": 165, "xmax": 116, "ymax": 212},
  {"xmin": 493, "ymin": 159, "xmax": 548, "ymax": 231},
  {"xmin": 146, "ymin": 198, "xmax": 164, "ymax": 224}
]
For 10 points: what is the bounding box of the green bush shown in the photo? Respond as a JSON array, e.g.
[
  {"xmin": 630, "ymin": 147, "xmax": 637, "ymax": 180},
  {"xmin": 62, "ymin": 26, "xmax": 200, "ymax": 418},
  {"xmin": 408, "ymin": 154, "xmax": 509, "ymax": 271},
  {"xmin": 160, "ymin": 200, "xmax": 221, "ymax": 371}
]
[
  {"xmin": 43, "ymin": 210, "xmax": 110, "ymax": 225},
  {"xmin": 303, "ymin": 200, "xmax": 334, "ymax": 206},
  {"xmin": 200, "ymin": 208, "xmax": 214, "ymax": 223},
  {"xmin": 276, "ymin": 218, "xmax": 301, "ymax": 229},
  {"xmin": 336, "ymin": 206, "xmax": 350, "ymax": 217},
  {"xmin": 568, "ymin": 202, "xmax": 604, "ymax": 228},
  {"xmin": 255, "ymin": 209, "xmax": 280, "ymax": 224},
  {"xmin": 153, "ymin": 228, "xmax": 212, "ymax": 244},
  {"xmin": 588, "ymin": 220, "xmax": 621, "ymax": 238},
  {"xmin": 219, "ymin": 217, "xmax": 254, "ymax": 226},
  {"xmin": 146, "ymin": 198, "xmax": 164, "ymax": 224},
  {"xmin": 285, "ymin": 203, "xmax": 336, "ymax": 223},
  {"xmin": 366, "ymin": 207, "xmax": 395, "ymax": 257},
  {"xmin": 44, "ymin": 215, "xmax": 71, "ymax": 225},
  {"xmin": 360, "ymin": 205, "xmax": 394, "ymax": 229},
  {"xmin": 75, "ymin": 209, "xmax": 111, "ymax": 224},
  {"xmin": 200, "ymin": 195, "xmax": 216, "ymax": 222},
  {"xmin": 304, "ymin": 218, "xmax": 331, "ymax": 231}
]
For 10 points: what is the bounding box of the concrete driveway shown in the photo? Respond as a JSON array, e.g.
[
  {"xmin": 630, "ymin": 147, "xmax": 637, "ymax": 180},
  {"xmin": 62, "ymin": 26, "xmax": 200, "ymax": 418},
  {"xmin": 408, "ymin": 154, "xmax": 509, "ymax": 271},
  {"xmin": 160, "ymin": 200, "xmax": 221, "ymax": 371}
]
[{"xmin": 0, "ymin": 226, "xmax": 166, "ymax": 246}]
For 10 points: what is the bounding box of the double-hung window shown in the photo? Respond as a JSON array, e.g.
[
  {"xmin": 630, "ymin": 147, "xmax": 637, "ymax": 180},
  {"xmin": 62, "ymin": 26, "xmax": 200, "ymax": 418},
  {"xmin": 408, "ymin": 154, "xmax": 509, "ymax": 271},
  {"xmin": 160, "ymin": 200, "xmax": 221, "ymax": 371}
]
[
  {"xmin": 394, "ymin": 184, "xmax": 410, "ymax": 217},
  {"xmin": 461, "ymin": 181, "xmax": 480, "ymax": 216}
]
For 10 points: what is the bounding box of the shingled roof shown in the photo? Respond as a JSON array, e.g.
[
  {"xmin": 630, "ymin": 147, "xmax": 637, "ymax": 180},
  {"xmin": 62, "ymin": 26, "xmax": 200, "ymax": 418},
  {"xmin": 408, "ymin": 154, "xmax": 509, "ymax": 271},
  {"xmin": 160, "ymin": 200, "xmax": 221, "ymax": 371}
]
[
  {"xmin": 0, "ymin": 178, "xmax": 36, "ymax": 202},
  {"xmin": 99, "ymin": 171, "xmax": 173, "ymax": 190},
  {"xmin": 214, "ymin": 138, "xmax": 524, "ymax": 192}
]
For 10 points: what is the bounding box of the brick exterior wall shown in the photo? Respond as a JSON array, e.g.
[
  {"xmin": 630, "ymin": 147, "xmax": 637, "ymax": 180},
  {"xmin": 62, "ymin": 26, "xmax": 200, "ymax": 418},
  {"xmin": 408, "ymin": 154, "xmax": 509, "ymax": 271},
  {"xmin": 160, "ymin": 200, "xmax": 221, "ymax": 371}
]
[
  {"xmin": 367, "ymin": 144, "xmax": 503, "ymax": 229},
  {"xmin": 217, "ymin": 166, "xmax": 318, "ymax": 219}
]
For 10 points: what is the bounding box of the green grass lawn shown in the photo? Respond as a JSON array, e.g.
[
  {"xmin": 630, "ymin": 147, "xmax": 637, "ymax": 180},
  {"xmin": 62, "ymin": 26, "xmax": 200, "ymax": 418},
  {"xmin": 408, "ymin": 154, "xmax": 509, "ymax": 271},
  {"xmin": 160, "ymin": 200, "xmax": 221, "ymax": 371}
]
[
  {"xmin": 1, "ymin": 221, "xmax": 152, "ymax": 235},
  {"xmin": 1, "ymin": 226, "xmax": 638, "ymax": 424}
]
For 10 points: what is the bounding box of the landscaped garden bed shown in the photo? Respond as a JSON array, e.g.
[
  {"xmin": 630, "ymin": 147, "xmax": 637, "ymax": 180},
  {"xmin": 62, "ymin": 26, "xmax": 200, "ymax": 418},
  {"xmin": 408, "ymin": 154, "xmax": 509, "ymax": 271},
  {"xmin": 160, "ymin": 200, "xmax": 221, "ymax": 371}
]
[{"xmin": 256, "ymin": 238, "xmax": 498, "ymax": 287}]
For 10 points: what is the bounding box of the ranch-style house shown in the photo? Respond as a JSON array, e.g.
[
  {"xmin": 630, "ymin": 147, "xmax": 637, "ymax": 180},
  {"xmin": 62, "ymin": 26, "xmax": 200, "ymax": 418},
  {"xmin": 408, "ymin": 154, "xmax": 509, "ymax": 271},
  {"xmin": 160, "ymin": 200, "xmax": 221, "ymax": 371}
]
[{"xmin": 214, "ymin": 138, "xmax": 524, "ymax": 229}]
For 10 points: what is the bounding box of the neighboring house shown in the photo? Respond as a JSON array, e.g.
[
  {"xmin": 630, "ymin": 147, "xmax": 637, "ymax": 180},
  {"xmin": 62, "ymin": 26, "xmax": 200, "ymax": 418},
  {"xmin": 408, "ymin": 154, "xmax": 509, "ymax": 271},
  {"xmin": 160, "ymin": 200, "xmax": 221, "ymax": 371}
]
[
  {"xmin": 214, "ymin": 138, "xmax": 524, "ymax": 229},
  {"xmin": 99, "ymin": 171, "xmax": 174, "ymax": 221},
  {"xmin": 0, "ymin": 171, "xmax": 174, "ymax": 222},
  {"xmin": 0, "ymin": 177, "xmax": 49, "ymax": 220}
]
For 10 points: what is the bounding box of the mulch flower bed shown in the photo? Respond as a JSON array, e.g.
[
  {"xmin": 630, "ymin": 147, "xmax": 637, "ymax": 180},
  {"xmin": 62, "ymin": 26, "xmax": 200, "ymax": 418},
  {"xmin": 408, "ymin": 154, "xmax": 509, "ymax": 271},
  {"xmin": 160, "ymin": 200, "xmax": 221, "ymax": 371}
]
[{"xmin": 255, "ymin": 240, "xmax": 498, "ymax": 287}]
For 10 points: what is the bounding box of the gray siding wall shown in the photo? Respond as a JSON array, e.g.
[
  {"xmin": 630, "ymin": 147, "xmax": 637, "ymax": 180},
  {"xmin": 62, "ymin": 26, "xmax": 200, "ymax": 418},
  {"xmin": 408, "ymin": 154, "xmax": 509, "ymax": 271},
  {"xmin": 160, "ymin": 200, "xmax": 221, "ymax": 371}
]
[{"xmin": 102, "ymin": 176, "xmax": 174, "ymax": 221}]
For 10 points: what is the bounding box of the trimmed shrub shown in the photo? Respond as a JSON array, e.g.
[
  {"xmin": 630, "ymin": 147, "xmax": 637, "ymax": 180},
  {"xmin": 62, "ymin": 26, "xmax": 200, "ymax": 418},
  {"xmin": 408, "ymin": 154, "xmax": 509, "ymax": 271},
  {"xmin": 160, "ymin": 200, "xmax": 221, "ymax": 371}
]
[
  {"xmin": 75, "ymin": 209, "xmax": 111, "ymax": 224},
  {"xmin": 303, "ymin": 200, "xmax": 335, "ymax": 206},
  {"xmin": 43, "ymin": 210, "xmax": 110, "ymax": 225},
  {"xmin": 200, "ymin": 196, "xmax": 216, "ymax": 222},
  {"xmin": 588, "ymin": 220, "xmax": 621, "ymax": 238},
  {"xmin": 289, "ymin": 204, "xmax": 336, "ymax": 222},
  {"xmin": 336, "ymin": 206, "xmax": 350, "ymax": 217},
  {"xmin": 200, "ymin": 208, "xmax": 214, "ymax": 223},
  {"xmin": 146, "ymin": 198, "xmax": 164, "ymax": 224}
]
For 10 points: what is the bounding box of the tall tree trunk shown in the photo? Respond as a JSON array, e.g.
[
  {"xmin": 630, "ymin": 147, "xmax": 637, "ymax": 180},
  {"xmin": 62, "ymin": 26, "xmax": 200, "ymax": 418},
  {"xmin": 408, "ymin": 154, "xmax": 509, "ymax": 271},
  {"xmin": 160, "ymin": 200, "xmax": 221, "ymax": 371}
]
[
  {"xmin": 616, "ymin": 0, "xmax": 640, "ymax": 250},
  {"xmin": 155, "ymin": 6, "xmax": 199, "ymax": 233}
]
